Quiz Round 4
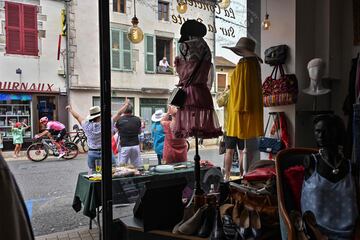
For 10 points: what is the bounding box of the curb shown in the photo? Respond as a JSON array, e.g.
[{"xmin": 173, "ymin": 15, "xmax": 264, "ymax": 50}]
[{"xmin": 35, "ymin": 227, "xmax": 99, "ymax": 240}]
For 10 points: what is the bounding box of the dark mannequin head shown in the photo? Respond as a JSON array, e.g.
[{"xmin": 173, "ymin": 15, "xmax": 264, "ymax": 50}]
[{"xmin": 313, "ymin": 114, "xmax": 346, "ymax": 148}]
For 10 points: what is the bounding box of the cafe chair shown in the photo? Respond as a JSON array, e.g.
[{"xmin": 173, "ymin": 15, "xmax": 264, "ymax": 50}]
[{"xmin": 275, "ymin": 148, "xmax": 317, "ymax": 240}]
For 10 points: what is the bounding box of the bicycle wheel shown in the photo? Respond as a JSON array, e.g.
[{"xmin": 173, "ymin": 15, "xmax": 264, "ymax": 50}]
[
  {"xmin": 80, "ymin": 139, "xmax": 88, "ymax": 152},
  {"xmin": 186, "ymin": 140, "xmax": 190, "ymax": 152},
  {"xmin": 27, "ymin": 143, "xmax": 48, "ymax": 162},
  {"xmin": 62, "ymin": 142, "xmax": 79, "ymax": 159}
]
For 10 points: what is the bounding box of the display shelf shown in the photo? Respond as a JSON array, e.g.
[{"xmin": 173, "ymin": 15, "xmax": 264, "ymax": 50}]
[{"xmin": 0, "ymin": 103, "xmax": 32, "ymax": 139}]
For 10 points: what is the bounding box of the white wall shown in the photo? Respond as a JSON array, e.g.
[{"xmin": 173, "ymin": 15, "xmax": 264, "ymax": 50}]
[
  {"xmin": 72, "ymin": 0, "xmax": 214, "ymax": 91},
  {"xmin": 261, "ymin": 0, "xmax": 297, "ymax": 147},
  {"xmin": 0, "ymin": 0, "xmax": 66, "ymax": 91}
]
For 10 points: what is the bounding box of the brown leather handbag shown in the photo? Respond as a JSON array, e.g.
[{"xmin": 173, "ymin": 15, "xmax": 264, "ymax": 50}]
[{"xmin": 229, "ymin": 184, "xmax": 279, "ymax": 228}]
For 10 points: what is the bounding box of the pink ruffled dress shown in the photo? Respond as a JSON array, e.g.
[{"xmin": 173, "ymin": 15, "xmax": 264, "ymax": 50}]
[{"xmin": 174, "ymin": 38, "xmax": 223, "ymax": 139}]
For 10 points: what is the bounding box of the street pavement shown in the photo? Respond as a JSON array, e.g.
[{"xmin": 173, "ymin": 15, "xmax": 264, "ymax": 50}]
[{"xmin": 6, "ymin": 145, "xmax": 224, "ymax": 237}]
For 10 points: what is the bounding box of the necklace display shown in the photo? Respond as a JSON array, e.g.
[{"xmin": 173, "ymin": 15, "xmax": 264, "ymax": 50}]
[{"xmin": 318, "ymin": 149, "xmax": 344, "ymax": 174}]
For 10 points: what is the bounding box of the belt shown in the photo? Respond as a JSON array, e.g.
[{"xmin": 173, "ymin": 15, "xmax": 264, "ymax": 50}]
[{"xmin": 89, "ymin": 148, "xmax": 102, "ymax": 151}]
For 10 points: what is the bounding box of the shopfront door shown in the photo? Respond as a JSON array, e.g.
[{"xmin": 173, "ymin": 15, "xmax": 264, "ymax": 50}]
[{"xmin": 37, "ymin": 96, "xmax": 56, "ymax": 120}]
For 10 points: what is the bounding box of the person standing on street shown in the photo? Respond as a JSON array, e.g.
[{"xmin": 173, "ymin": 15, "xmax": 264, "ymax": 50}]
[
  {"xmin": 151, "ymin": 109, "xmax": 165, "ymax": 165},
  {"xmin": 66, "ymin": 98, "xmax": 129, "ymax": 170},
  {"xmin": 115, "ymin": 103, "xmax": 142, "ymax": 167},
  {"xmin": 11, "ymin": 122, "xmax": 30, "ymax": 158}
]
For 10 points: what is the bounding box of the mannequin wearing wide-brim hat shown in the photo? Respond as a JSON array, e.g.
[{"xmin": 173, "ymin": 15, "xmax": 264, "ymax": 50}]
[
  {"xmin": 223, "ymin": 37, "xmax": 264, "ymax": 140},
  {"xmin": 173, "ymin": 19, "xmax": 222, "ymax": 139}
]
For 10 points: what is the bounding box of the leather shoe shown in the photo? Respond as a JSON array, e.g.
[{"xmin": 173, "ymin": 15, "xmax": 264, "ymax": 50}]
[
  {"xmin": 222, "ymin": 214, "xmax": 237, "ymax": 240},
  {"xmin": 178, "ymin": 205, "xmax": 207, "ymax": 235},
  {"xmin": 198, "ymin": 205, "xmax": 216, "ymax": 237},
  {"xmin": 210, "ymin": 207, "xmax": 226, "ymax": 240},
  {"xmin": 172, "ymin": 205, "xmax": 194, "ymax": 234}
]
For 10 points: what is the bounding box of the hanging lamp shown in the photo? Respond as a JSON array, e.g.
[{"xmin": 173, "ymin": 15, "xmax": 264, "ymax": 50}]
[
  {"xmin": 127, "ymin": 0, "xmax": 144, "ymax": 44},
  {"xmin": 218, "ymin": 0, "xmax": 231, "ymax": 9},
  {"xmin": 262, "ymin": 0, "xmax": 271, "ymax": 30},
  {"xmin": 177, "ymin": 0, "xmax": 187, "ymax": 14}
]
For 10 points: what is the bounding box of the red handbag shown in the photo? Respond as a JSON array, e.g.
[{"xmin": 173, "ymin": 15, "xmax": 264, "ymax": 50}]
[
  {"xmin": 243, "ymin": 167, "xmax": 276, "ymax": 181},
  {"xmin": 262, "ymin": 65, "xmax": 298, "ymax": 107}
]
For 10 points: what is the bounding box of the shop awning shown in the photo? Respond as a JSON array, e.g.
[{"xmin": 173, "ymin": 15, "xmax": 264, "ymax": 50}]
[{"xmin": 0, "ymin": 93, "xmax": 32, "ymax": 101}]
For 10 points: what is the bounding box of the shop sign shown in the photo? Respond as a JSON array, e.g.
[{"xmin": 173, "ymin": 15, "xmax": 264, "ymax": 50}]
[{"xmin": 0, "ymin": 81, "xmax": 56, "ymax": 93}]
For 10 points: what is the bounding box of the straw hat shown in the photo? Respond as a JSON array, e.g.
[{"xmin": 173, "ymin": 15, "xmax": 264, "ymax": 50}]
[
  {"xmin": 151, "ymin": 109, "xmax": 164, "ymax": 122},
  {"xmin": 223, "ymin": 37, "xmax": 263, "ymax": 63},
  {"xmin": 87, "ymin": 106, "xmax": 101, "ymax": 120},
  {"xmin": 179, "ymin": 19, "xmax": 207, "ymax": 43}
]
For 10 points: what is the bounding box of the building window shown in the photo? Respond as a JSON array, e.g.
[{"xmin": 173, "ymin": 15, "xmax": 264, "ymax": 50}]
[
  {"xmin": 156, "ymin": 38, "xmax": 173, "ymax": 74},
  {"xmin": 5, "ymin": 1, "xmax": 38, "ymax": 56},
  {"xmin": 144, "ymin": 34, "xmax": 155, "ymax": 73},
  {"xmin": 140, "ymin": 98, "xmax": 167, "ymax": 131},
  {"xmin": 111, "ymin": 29, "xmax": 132, "ymax": 71},
  {"xmin": 158, "ymin": 1, "xmax": 169, "ymax": 21},
  {"xmin": 113, "ymin": 0, "xmax": 126, "ymax": 13},
  {"xmin": 93, "ymin": 97, "xmax": 135, "ymax": 116},
  {"xmin": 217, "ymin": 73, "xmax": 226, "ymax": 92}
]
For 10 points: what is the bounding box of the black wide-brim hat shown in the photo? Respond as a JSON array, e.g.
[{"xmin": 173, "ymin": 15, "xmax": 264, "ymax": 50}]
[{"xmin": 179, "ymin": 19, "xmax": 207, "ymax": 43}]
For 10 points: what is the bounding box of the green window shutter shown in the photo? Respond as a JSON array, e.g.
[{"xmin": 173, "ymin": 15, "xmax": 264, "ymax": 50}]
[
  {"xmin": 121, "ymin": 31, "xmax": 132, "ymax": 70},
  {"xmin": 175, "ymin": 38, "xmax": 180, "ymax": 57},
  {"xmin": 111, "ymin": 29, "xmax": 121, "ymax": 70},
  {"xmin": 144, "ymin": 34, "xmax": 155, "ymax": 73}
]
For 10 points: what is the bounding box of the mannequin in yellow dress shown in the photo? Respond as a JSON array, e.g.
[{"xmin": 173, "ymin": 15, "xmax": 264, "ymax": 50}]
[{"xmin": 223, "ymin": 37, "xmax": 264, "ymax": 175}]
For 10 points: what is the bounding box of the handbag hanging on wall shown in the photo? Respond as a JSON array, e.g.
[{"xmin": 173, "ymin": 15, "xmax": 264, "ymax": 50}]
[
  {"xmin": 264, "ymin": 44, "xmax": 288, "ymax": 66},
  {"xmin": 258, "ymin": 113, "xmax": 284, "ymax": 154},
  {"xmin": 262, "ymin": 65, "xmax": 298, "ymax": 107}
]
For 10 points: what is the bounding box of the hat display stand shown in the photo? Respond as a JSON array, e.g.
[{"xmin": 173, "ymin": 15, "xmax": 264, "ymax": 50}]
[
  {"xmin": 193, "ymin": 134, "xmax": 205, "ymax": 211},
  {"xmin": 242, "ymin": 140, "xmax": 248, "ymax": 175}
]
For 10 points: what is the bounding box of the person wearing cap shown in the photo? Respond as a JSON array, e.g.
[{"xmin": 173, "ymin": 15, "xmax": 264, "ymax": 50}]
[
  {"xmin": 11, "ymin": 121, "xmax": 30, "ymax": 158},
  {"xmin": 223, "ymin": 37, "xmax": 263, "ymax": 179},
  {"xmin": 173, "ymin": 19, "xmax": 222, "ymax": 140},
  {"xmin": 66, "ymin": 99, "xmax": 129, "ymax": 170},
  {"xmin": 151, "ymin": 109, "xmax": 165, "ymax": 165}
]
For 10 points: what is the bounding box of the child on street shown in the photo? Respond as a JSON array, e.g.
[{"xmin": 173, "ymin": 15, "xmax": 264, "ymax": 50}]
[{"xmin": 11, "ymin": 122, "xmax": 30, "ymax": 157}]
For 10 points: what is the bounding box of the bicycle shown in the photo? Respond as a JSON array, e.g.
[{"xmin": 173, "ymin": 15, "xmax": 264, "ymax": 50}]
[
  {"xmin": 66, "ymin": 124, "xmax": 88, "ymax": 153},
  {"xmin": 26, "ymin": 137, "xmax": 79, "ymax": 162}
]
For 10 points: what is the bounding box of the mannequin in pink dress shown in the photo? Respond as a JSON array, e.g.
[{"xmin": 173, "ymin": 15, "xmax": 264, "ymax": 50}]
[{"xmin": 173, "ymin": 20, "xmax": 223, "ymax": 210}]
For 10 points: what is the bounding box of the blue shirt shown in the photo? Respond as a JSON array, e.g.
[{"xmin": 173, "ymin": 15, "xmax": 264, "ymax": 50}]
[{"xmin": 151, "ymin": 122, "xmax": 165, "ymax": 155}]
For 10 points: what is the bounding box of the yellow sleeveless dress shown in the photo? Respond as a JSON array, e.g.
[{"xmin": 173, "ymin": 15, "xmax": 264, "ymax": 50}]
[{"xmin": 226, "ymin": 57, "xmax": 264, "ymax": 139}]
